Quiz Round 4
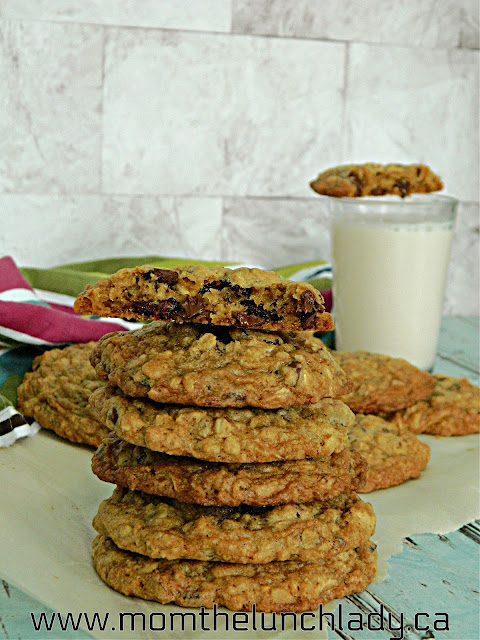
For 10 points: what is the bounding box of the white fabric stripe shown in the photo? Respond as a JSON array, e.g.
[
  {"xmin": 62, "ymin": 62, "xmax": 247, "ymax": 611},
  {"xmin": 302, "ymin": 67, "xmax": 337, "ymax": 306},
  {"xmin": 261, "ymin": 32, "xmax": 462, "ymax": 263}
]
[
  {"xmin": 0, "ymin": 420, "xmax": 40, "ymax": 448},
  {"xmin": 0, "ymin": 406, "xmax": 19, "ymax": 421},
  {"xmin": 0, "ymin": 326, "xmax": 54, "ymax": 346},
  {"xmin": 0, "ymin": 288, "xmax": 40, "ymax": 302},
  {"xmin": 34, "ymin": 288, "xmax": 76, "ymax": 307}
]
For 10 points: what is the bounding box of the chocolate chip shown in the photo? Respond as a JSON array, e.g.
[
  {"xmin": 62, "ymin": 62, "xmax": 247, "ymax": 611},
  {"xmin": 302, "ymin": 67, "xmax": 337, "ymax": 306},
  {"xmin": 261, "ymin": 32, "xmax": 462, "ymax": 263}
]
[
  {"xmin": 394, "ymin": 179, "xmax": 410, "ymax": 198},
  {"xmin": 293, "ymin": 362, "xmax": 303, "ymax": 385},
  {"xmin": 300, "ymin": 290, "xmax": 317, "ymax": 314},
  {"xmin": 301, "ymin": 311, "xmax": 318, "ymax": 330},
  {"xmin": 142, "ymin": 268, "xmax": 179, "ymax": 286},
  {"xmin": 240, "ymin": 300, "xmax": 281, "ymax": 323},
  {"xmin": 131, "ymin": 301, "xmax": 158, "ymax": 317},
  {"xmin": 237, "ymin": 311, "xmax": 264, "ymax": 328},
  {"xmin": 109, "ymin": 407, "xmax": 118, "ymax": 425},
  {"xmin": 230, "ymin": 284, "xmax": 253, "ymax": 298},
  {"xmin": 370, "ymin": 187, "xmax": 387, "ymax": 196},
  {"xmin": 156, "ymin": 298, "xmax": 182, "ymax": 319},
  {"xmin": 131, "ymin": 298, "xmax": 182, "ymax": 319},
  {"xmin": 199, "ymin": 280, "xmax": 228, "ymax": 294},
  {"xmin": 348, "ymin": 172, "xmax": 363, "ymax": 196},
  {"xmin": 181, "ymin": 297, "xmax": 204, "ymax": 319}
]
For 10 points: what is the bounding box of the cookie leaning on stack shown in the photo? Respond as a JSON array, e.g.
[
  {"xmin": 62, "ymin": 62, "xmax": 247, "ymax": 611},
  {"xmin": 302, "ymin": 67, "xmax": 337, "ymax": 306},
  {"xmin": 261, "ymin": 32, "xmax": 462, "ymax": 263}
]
[
  {"xmin": 17, "ymin": 342, "xmax": 110, "ymax": 447},
  {"xmin": 77, "ymin": 265, "xmax": 378, "ymax": 613}
]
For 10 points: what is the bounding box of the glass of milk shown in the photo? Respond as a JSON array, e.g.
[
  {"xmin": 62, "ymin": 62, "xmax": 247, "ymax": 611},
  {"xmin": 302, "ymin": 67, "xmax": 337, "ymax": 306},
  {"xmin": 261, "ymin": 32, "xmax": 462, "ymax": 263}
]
[{"xmin": 330, "ymin": 194, "xmax": 458, "ymax": 370}]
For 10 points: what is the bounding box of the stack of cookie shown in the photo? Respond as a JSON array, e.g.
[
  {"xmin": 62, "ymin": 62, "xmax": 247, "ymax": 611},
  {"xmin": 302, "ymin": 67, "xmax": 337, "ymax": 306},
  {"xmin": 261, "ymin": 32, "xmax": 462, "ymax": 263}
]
[{"xmin": 74, "ymin": 265, "xmax": 377, "ymax": 612}]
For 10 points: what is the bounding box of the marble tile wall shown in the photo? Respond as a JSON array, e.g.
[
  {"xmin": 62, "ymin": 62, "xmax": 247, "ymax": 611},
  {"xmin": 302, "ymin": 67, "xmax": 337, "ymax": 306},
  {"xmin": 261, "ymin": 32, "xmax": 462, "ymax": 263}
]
[{"xmin": 0, "ymin": 1, "xmax": 478, "ymax": 314}]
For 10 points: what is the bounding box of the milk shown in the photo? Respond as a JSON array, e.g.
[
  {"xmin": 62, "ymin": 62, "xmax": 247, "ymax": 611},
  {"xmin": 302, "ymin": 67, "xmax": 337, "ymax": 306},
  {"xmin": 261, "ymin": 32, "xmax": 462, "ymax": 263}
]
[{"xmin": 330, "ymin": 197, "xmax": 457, "ymax": 370}]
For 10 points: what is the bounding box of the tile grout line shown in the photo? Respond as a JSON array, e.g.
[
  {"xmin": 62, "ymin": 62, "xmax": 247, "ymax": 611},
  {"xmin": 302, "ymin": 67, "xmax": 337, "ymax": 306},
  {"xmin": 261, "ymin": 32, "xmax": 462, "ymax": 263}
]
[
  {"xmin": 99, "ymin": 26, "xmax": 106, "ymax": 196},
  {"xmin": 341, "ymin": 42, "xmax": 350, "ymax": 161},
  {"xmin": 0, "ymin": 16, "xmax": 478, "ymax": 52}
]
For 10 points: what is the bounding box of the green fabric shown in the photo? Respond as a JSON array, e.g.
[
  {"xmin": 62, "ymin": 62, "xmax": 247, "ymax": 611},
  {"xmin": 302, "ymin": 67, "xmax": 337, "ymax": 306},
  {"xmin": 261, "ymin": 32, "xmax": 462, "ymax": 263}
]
[
  {"xmin": 0, "ymin": 345, "xmax": 49, "ymax": 405},
  {"xmin": 20, "ymin": 256, "xmax": 330, "ymax": 298}
]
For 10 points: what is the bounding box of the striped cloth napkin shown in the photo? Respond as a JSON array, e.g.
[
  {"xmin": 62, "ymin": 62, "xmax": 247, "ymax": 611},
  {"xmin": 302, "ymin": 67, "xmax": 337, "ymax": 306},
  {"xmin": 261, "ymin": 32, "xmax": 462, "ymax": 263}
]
[{"xmin": 0, "ymin": 255, "xmax": 332, "ymax": 446}]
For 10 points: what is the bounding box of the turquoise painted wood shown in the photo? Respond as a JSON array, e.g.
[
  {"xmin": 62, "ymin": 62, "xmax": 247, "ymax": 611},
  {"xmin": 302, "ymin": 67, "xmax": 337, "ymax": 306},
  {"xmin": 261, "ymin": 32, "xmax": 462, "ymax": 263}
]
[
  {"xmin": 1, "ymin": 316, "xmax": 478, "ymax": 640},
  {"xmin": 0, "ymin": 580, "xmax": 93, "ymax": 640}
]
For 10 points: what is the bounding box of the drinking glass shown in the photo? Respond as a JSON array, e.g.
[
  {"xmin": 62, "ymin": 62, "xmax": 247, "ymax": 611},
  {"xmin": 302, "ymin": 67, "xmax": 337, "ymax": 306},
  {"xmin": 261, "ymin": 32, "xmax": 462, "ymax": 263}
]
[{"xmin": 330, "ymin": 194, "xmax": 458, "ymax": 370}]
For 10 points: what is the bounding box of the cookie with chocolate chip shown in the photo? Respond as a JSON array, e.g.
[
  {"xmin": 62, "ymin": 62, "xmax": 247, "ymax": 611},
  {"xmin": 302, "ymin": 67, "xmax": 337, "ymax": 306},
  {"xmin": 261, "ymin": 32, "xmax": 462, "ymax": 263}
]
[
  {"xmin": 73, "ymin": 264, "xmax": 333, "ymax": 332},
  {"xmin": 310, "ymin": 163, "xmax": 443, "ymax": 198},
  {"xmin": 90, "ymin": 384, "xmax": 352, "ymax": 462},
  {"xmin": 333, "ymin": 350, "xmax": 436, "ymax": 413},
  {"xmin": 388, "ymin": 374, "xmax": 480, "ymax": 436},
  {"xmin": 90, "ymin": 321, "xmax": 352, "ymax": 409},
  {"xmin": 17, "ymin": 342, "xmax": 109, "ymax": 447},
  {"xmin": 93, "ymin": 487, "xmax": 375, "ymax": 564},
  {"xmin": 92, "ymin": 535, "xmax": 377, "ymax": 613},
  {"xmin": 348, "ymin": 413, "xmax": 430, "ymax": 492},
  {"xmin": 92, "ymin": 434, "xmax": 367, "ymax": 506}
]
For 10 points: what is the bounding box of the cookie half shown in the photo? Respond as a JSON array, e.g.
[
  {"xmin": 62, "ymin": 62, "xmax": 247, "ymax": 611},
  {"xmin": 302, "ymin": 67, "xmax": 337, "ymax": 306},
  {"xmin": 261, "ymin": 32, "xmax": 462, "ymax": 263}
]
[
  {"xmin": 74, "ymin": 264, "xmax": 333, "ymax": 332},
  {"xmin": 388, "ymin": 374, "xmax": 480, "ymax": 436},
  {"xmin": 93, "ymin": 487, "xmax": 375, "ymax": 564},
  {"xmin": 92, "ymin": 435, "xmax": 367, "ymax": 506},
  {"xmin": 310, "ymin": 163, "xmax": 443, "ymax": 198},
  {"xmin": 348, "ymin": 414, "xmax": 430, "ymax": 492},
  {"xmin": 90, "ymin": 385, "xmax": 352, "ymax": 462},
  {"xmin": 91, "ymin": 322, "xmax": 352, "ymax": 408},
  {"xmin": 92, "ymin": 535, "xmax": 377, "ymax": 613},
  {"xmin": 333, "ymin": 350, "xmax": 436, "ymax": 413},
  {"xmin": 17, "ymin": 342, "xmax": 109, "ymax": 447}
]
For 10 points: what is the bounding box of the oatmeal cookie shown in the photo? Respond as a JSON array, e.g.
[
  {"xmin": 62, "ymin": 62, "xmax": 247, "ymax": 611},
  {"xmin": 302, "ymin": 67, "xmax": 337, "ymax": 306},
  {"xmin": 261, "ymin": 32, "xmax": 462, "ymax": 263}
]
[
  {"xmin": 91, "ymin": 322, "xmax": 352, "ymax": 409},
  {"xmin": 310, "ymin": 163, "xmax": 443, "ymax": 198},
  {"xmin": 348, "ymin": 414, "xmax": 430, "ymax": 492},
  {"xmin": 333, "ymin": 350, "xmax": 435, "ymax": 413},
  {"xmin": 93, "ymin": 487, "xmax": 375, "ymax": 564},
  {"xmin": 388, "ymin": 374, "xmax": 480, "ymax": 436},
  {"xmin": 92, "ymin": 535, "xmax": 377, "ymax": 612},
  {"xmin": 92, "ymin": 435, "xmax": 367, "ymax": 506},
  {"xmin": 90, "ymin": 385, "xmax": 352, "ymax": 462},
  {"xmin": 17, "ymin": 342, "xmax": 109, "ymax": 447},
  {"xmin": 73, "ymin": 264, "xmax": 333, "ymax": 332}
]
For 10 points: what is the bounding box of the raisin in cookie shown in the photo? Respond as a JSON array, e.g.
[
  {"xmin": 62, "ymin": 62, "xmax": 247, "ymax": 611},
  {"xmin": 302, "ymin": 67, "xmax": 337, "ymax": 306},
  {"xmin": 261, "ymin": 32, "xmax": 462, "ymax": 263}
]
[
  {"xmin": 310, "ymin": 163, "xmax": 443, "ymax": 198},
  {"xmin": 92, "ymin": 535, "xmax": 377, "ymax": 613},
  {"xmin": 17, "ymin": 342, "xmax": 109, "ymax": 447},
  {"xmin": 333, "ymin": 350, "xmax": 436, "ymax": 413},
  {"xmin": 93, "ymin": 487, "xmax": 375, "ymax": 564},
  {"xmin": 91, "ymin": 322, "xmax": 352, "ymax": 409},
  {"xmin": 90, "ymin": 385, "xmax": 352, "ymax": 462},
  {"xmin": 92, "ymin": 435, "xmax": 367, "ymax": 506},
  {"xmin": 388, "ymin": 374, "xmax": 480, "ymax": 436},
  {"xmin": 74, "ymin": 264, "xmax": 333, "ymax": 332},
  {"xmin": 348, "ymin": 414, "xmax": 430, "ymax": 492}
]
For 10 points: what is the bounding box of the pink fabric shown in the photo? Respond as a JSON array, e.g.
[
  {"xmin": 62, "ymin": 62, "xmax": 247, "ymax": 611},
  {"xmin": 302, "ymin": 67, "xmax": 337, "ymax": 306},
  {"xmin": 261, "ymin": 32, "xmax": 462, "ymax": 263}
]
[
  {"xmin": 0, "ymin": 256, "xmax": 126, "ymax": 343},
  {"xmin": 0, "ymin": 256, "xmax": 33, "ymax": 293},
  {"xmin": 320, "ymin": 289, "xmax": 332, "ymax": 313}
]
